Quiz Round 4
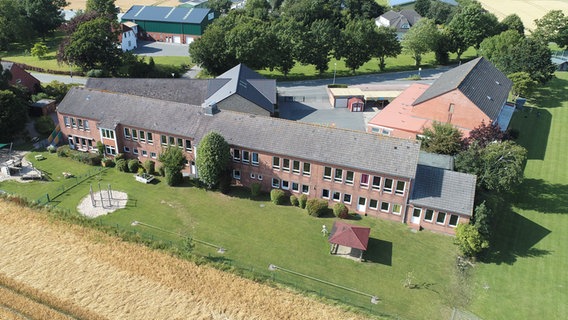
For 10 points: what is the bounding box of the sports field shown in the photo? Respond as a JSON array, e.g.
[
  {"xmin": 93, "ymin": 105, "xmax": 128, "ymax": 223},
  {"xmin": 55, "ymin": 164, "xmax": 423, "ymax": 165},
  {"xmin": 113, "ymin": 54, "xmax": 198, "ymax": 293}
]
[{"xmin": 478, "ymin": 0, "xmax": 568, "ymax": 31}]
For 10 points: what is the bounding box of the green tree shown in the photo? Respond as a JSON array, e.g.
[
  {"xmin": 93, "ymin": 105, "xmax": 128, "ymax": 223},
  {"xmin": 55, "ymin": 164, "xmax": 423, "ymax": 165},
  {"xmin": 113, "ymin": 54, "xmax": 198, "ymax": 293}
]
[
  {"xmin": 532, "ymin": 10, "xmax": 568, "ymax": 48},
  {"xmin": 59, "ymin": 17, "xmax": 122, "ymax": 72},
  {"xmin": 455, "ymin": 223, "xmax": 489, "ymax": 257},
  {"xmin": 86, "ymin": 0, "xmax": 118, "ymax": 18},
  {"xmin": 343, "ymin": 0, "xmax": 384, "ymax": 19},
  {"xmin": 374, "ymin": 27, "xmax": 401, "ymax": 71},
  {"xmin": 414, "ymin": 0, "xmax": 430, "ymax": 16},
  {"xmin": 336, "ymin": 19, "xmax": 377, "ymax": 73},
  {"xmin": 0, "ymin": 90, "xmax": 28, "ymax": 141},
  {"xmin": 472, "ymin": 201, "xmax": 492, "ymax": 239},
  {"xmin": 22, "ymin": 0, "xmax": 67, "ymax": 40},
  {"xmin": 425, "ymin": 0, "xmax": 456, "ymax": 24},
  {"xmin": 478, "ymin": 30, "xmax": 523, "ymax": 63},
  {"xmin": 508, "ymin": 71, "xmax": 537, "ymax": 98},
  {"xmin": 30, "ymin": 42, "xmax": 49, "ymax": 59},
  {"xmin": 447, "ymin": 3, "xmax": 499, "ymax": 60},
  {"xmin": 244, "ymin": 0, "xmax": 271, "ymax": 20},
  {"xmin": 42, "ymin": 81, "xmax": 78, "ymax": 102},
  {"xmin": 226, "ymin": 18, "xmax": 275, "ymax": 69},
  {"xmin": 269, "ymin": 18, "xmax": 300, "ymax": 77},
  {"xmin": 195, "ymin": 131, "xmax": 230, "ymax": 189},
  {"xmin": 419, "ymin": 122, "xmax": 463, "ymax": 155},
  {"xmin": 207, "ymin": 0, "xmax": 232, "ymax": 14},
  {"xmin": 0, "ymin": 0, "xmax": 29, "ymax": 49},
  {"xmin": 401, "ymin": 18, "xmax": 438, "ymax": 67},
  {"xmin": 297, "ymin": 19, "xmax": 336, "ymax": 74},
  {"xmin": 0, "ymin": 63, "xmax": 12, "ymax": 89},
  {"xmin": 280, "ymin": 0, "xmax": 342, "ymax": 28},
  {"xmin": 455, "ymin": 141, "xmax": 527, "ymax": 192},
  {"xmin": 499, "ymin": 14, "xmax": 524, "ymax": 35},
  {"xmin": 158, "ymin": 146, "xmax": 186, "ymax": 186}
]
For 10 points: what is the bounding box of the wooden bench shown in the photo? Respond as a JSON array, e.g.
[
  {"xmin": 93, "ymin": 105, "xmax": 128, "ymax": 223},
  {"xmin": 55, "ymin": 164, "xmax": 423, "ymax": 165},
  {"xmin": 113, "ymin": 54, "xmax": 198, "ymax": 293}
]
[{"xmin": 34, "ymin": 154, "xmax": 45, "ymax": 161}]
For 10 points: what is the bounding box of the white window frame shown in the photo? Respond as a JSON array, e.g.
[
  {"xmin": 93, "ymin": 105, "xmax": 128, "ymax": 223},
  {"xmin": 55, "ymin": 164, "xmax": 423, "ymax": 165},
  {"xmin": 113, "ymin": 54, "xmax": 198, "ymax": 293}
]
[
  {"xmin": 360, "ymin": 173, "xmax": 369, "ymax": 187},
  {"xmin": 142, "ymin": 150, "xmax": 148, "ymax": 157},
  {"xmin": 272, "ymin": 156, "xmax": 280, "ymax": 169},
  {"xmin": 233, "ymin": 149, "xmax": 241, "ymax": 161},
  {"xmin": 161, "ymin": 135, "xmax": 168, "ymax": 145},
  {"xmin": 292, "ymin": 160, "xmax": 300, "ymax": 174},
  {"xmin": 369, "ymin": 199, "xmax": 378, "ymax": 210},
  {"xmin": 258, "ymin": 174, "xmax": 263, "ymax": 181},
  {"xmin": 343, "ymin": 193, "xmax": 352, "ymax": 204},
  {"xmin": 124, "ymin": 128, "xmax": 131, "ymax": 139},
  {"xmin": 233, "ymin": 170, "xmax": 241, "ymax": 180},
  {"xmin": 302, "ymin": 162, "xmax": 311, "ymax": 176},
  {"xmin": 345, "ymin": 171, "xmax": 354, "ymax": 185},
  {"xmin": 322, "ymin": 189, "xmax": 330, "ymax": 199},
  {"xmin": 380, "ymin": 202, "xmax": 390, "ymax": 212},
  {"xmin": 133, "ymin": 148, "xmax": 139, "ymax": 155},
  {"xmin": 84, "ymin": 120, "xmax": 90, "ymax": 131},
  {"xmin": 384, "ymin": 178, "xmax": 393, "ymax": 193},
  {"xmin": 123, "ymin": 146, "xmax": 130, "ymax": 153},
  {"xmin": 271, "ymin": 178, "xmax": 280, "ymax": 188},
  {"xmin": 132, "ymin": 129, "xmax": 138, "ymax": 141},
  {"xmin": 334, "ymin": 168, "xmax": 343, "ymax": 183},
  {"xmin": 281, "ymin": 180, "xmax": 290, "ymax": 190},
  {"xmin": 140, "ymin": 130, "xmax": 146, "ymax": 143},
  {"xmin": 151, "ymin": 152, "xmax": 157, "ymax": 159},
  {"xmin": 372, "ymin": 176, "xmax": 381, "ymax": 190},
  {"xmin": 292, "ymin": 182, "xmax": 299, "ymax": 192},
  {"xmin": 63, "ymin": 116, "xmax": 70, "ymax": 127},
  {"xmin": 323, "ymin": 166, "xmax": 332, "ymax": 181},
  {"xmin": 242, "ymin": 150, "xmax": 250, "ymax": 163},
  {"xmin": 392, "ymin": 203, "xmax": 402, "ymax": 215},
  {"xmin": 252, "ymin": 152, "xmax": 259, "ymax": 166},
  {"xmin": 147, "ymin": 132, "xmax": 153, "ymax": 144},
  {"xmin": 424, "ymin": 209, "xmax": 434, "ymax": 222},
  {"xmin": 332, "ymin": 191, "xmax": 341, "ymax": 202},
  {"xmin": 449, "ymin": 214, "xmax": 459, "ymax": 227},
  {"xmin": 395, "ymin": 180, "xmax": 406, "ymax": 195},
  {"xmin": 185, "ymin": 139, "xmax": 192, "ymax": 152},
  {"xmin": 436, "ymin": 212, "xmax": 447, "ymax": 225},
  {"xmin": 282, "ymin": 159, "xmax": 290, "ymax": 172}
]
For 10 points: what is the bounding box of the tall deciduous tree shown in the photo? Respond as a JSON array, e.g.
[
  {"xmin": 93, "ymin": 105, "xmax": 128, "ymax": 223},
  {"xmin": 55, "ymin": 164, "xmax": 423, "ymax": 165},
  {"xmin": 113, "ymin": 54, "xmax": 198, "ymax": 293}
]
[
  {"xmin": 270, "ymin": 18, "xmax": 301, "ymax": 77},
  {"xmin": 343, "ymin": 0, "xmax": 384, "ymax": 19},
  {"xmin": 207, "ymin": 0, "xmax": 232, "ymax": 14},
  {"xmin": 336, "ymin": 19, "xmax": 377, "ymax": 73},
  {"xmin": 86, "ymin": 0, "xmax": 118, "ymax": 18},
  {"xmin": 508, "ymin": 72, "xmax": 538, "ymax": 98},
  {"xmin": 499, "ymin": 14, "xmax": 524, "ymax": 35},
  {"xmin": 189, "ymin": 16, "xmax": 238, "ymax": 76},
  {"xmin": 425, "ymin": 0, "xmax": 456, "ymax": 24},
  {"xmin": 419, "ymin": 122, "xmax": 463, "ymax": 155},
  {"xmin": 22, "ymin": 0, "xmax": 67, "ymax": 40},
  {"xmin": 447, "ymin": 3, "xmax": 499, "ymax": 60},
  {"xmin": 463, "ymin": 120, "xmax": 506, "ymax": 149},
  {"xmin": 0, "ymin": 0, "xmax": 29, "ymax": 49},
  {"xmin": 226, "ymin": 18, "xmax": 275, "ymax": 69},
  {"xmin": 0, "ymin": 90, "xmax": 28, "ymax": 141},
  {"xmin": 374, "ymin": 27, "xmax": 401, "ymax": 71},
  {"xmin": 297, "ymin": 19, "xmax": 336, "ymax": 74},
  {"xmin": 196, "ymin": 131, "xmax": 230, "ymax": 189},
  {"xmin": 402, "ymin": 18, "xmax": 439, "ymax": 66},
  {"xmin": 244, "ymin": 0, "xmax": 271, "ymax": 20},
  {"xmin": 414, "ymin": 0, "xmax": 430, "ymax": 16},
  {"xmin": 532, "ymin": 10, "xmax": 568, "ymax": 48},
  {"xmin": 158, "ymin": 146, "xmax": 186, "ymax": 186}
]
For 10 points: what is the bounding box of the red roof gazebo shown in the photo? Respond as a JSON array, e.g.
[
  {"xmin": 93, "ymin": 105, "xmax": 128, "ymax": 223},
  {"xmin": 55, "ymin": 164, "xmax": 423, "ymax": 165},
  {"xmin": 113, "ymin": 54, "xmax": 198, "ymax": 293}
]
[{"xmin": 328, "ymin": 221, "xmax": 371, "ymax": 261}]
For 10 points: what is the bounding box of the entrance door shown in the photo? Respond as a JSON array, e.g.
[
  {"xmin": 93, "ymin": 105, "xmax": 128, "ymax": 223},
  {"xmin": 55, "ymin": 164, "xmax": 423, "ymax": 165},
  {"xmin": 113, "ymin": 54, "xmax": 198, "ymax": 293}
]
[
  {"xmin": 191, "ymin": 161, "xmax": 196, "ymax": 175},
  {"xmin": 68, "ymin": 136, "xmax": 75, "ymax": 149},
  {"xmin": 357, "ymin": 197, "xmax": 367, "ymax": 213},
  {"xmin": 411, "ymin": 208, "xmax": 421, "ymax": 224}
]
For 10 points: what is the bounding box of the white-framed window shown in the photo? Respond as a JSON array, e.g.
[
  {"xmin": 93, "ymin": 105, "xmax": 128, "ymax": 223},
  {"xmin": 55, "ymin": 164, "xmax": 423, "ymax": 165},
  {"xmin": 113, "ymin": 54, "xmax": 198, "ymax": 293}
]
[
  {"xmin": 242, "ymin": 151, "xmax": 250, "ymax": 163},
  {"xmin": 380, "ymin": 201, "xmax": 390, "ymax": 212},
  {"xmin": 345, "ymin": 171, "xmax": 354, "ymax": 185},
  {"xmin": 292, "ymin": 182, "xmax": 299, "ymax": 192},
  {"xmin": 133, "ymin": 148, "xmax": 138, "ymax": 155},
  {"xmin": 185, "ymin": 139, "xmax": 192, "ymax": 151},
  {"xmin": 323, "ymin": 166, "xmax": 332, "ymax": 180},
  {"xmin": 252, "ymin": 152, "xmax": 259, "ymax": 166},
  {"xmin": 233, "ymin": 149, "xmax": 241, "ymax": 161},
  {"xmin": 140, "ymin": 130, "xmax": 146, "ymax": 142},
  {"xmin": 392, "ymin": 204, "xmax": 402, "ymax": 215},
  {"xmin": 71, "ymin": 117, "xmax": 76, "ymax": 128},
  {"xmin": 334, "ymin": 168, "xmax": 343, "ymax": 183},
  {"xmin": 343, "ymin": 194, "xmax": 352, "ymax": 204},
  {"xmin": 102, "ymin": 129, "xmax": 115, "ymax": 139},
  {"xmin": 105, "ymin": 145, "xmax": 116, "ymax": 155},
  {"xmin": 147, "ymin": 132, "xmax": 153, "ymax": 144},
  {"xmin": 167, "ymin": 136, "xmax": 174, "ymax": 145},
  {"xmin": 449, "ymin": 214, "xmax": 459, "ymax": 227},
  {"xmin": 63, "ymin": 116, "xmax": 70, "ymax": 127},
  {"xmin": 424, "ymin": 209, "xmax": 434, "ymax": 222},
  {"xmin": 124, "ymin": 128, "xmax": 131, "ymax": 139},
  {"xmin": 271, "ymin": 178, "xmax": 280, "ymax": 188},
  {"xmin": 132, "ymin": 129, "xmax": 138, "ymax": 141},
  {"xmin": 332, "ymin": 191, "xmax": 341, "ymax": 201},
  {"xmin": 384, "ymin": 178, "xmax": 393, "ymax": 193},
  {"xmin": 360, "ymin": 173, "xmax": 369, "ymax": 187},
  {"xmin": 436, "ymin": 212, "xmax": 447, "ymax": 225},
  {"xmin": 282, "ymin": 159, "xmax": 290, "ymax": 172},
  {"xmin": 77, "ymin": 119, "xmax": 83, "ymax": 129},
  {"xmin": 395, "ymin": 181, "xmax": 405, "ymax": 195},
  {"xmin": 258, "ymin": 174, "xmax": 263, "ymax": 181},
  {"xmin": 142, "ymin": 150, "xmax": 148, "ymax": 157},
  {"xmin": 84, "ymin": 120, "xmax": 90, "ymax": 131},
  {"xmin": 281, "ymin": 180, "xmax": 290, "ymax": 190},
  {"xmin": 250, "ymin": 172, "xmax": 256, "ymax": 179},
  {"xmin": 161, "ymin": 135, "xmax": 167, "ymax": 145},
  {"xmin": 233, "ymin": 170, "xmax": 241, "ymax": 180},
  {"xmin": 177, "ymin": 138, "xmax": 183, "ymax": 149},
  {"xmin": 123, "ymin": 146, "xmax": 130, "ymax": 153},
  {"xmin": 322, "ymin": 189, "xmax": 330, "ymax": 199},
  {"xmin": 302, "ymin": 184, "xmax": 309, "ymax": 194},
  {"xmin": 272, "ymin": 156, "xmax": 280, "ymax": 169},
  {"xmin": 369, "ymin": 199, "xmax": 378, "ymax": 210},
  {"xmin": 372, "ymin": 176, "xmax": 381, "ymax": 190},
  {"xmin": 292, "ymin": 160, "xmax": 300, "ymax": 174},
  {"xmin": 151, "ymin": 152, "xmax": 157, "ymax": 159},
  {"xmin": 303, "ymin": 162, "xmax": 311, "ymax": 176}
]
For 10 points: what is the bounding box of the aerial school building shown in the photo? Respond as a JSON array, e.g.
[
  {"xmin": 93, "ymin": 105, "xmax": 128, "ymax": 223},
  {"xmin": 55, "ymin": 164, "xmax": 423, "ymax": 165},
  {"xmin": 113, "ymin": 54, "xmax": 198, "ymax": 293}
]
[{"xmin": 56, "ymin": 65, "xmax": 475, "ymax": 235}]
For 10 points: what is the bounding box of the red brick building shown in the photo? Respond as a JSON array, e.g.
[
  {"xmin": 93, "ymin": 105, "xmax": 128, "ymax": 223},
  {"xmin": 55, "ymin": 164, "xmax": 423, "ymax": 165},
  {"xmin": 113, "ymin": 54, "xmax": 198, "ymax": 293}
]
[
  {"xmin": 1, "ymin": 61, "xmax": 40, "ymax": 93},
  {"xmin": 56, "ymin": 65, "xmax": 475, "ymax": 235}
]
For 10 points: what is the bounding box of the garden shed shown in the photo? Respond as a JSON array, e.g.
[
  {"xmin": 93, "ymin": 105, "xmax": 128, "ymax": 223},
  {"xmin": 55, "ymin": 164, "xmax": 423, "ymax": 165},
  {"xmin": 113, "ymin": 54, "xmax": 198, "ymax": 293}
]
[{"xmin": 328, "ymin": 221, "xmax": 371, "ymax": 261}]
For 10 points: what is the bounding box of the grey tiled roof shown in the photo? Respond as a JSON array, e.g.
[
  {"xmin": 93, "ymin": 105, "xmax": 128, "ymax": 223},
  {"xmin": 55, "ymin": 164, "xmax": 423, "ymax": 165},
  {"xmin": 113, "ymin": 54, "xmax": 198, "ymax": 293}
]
[
  {"xmin": 410, "ymin": 165, "xmax": 476, "ymax": 216},
  {"xmin": 206, "ymin": 64, "xmax": 276, "ymax": 113},
  {"xmin": 85, "ymin": 78, "xmax": 209, "ymax": 105},
  {"xmin": 58, "ymin": 87, "xmax": 420, "ymax": 179},
  {"xmin": 121, "ymin": 5, "xmax": 211, "ymax": 24},
  {"xmin": 413, "ymin": 57, "xmax": 512, "ymax": 120}
]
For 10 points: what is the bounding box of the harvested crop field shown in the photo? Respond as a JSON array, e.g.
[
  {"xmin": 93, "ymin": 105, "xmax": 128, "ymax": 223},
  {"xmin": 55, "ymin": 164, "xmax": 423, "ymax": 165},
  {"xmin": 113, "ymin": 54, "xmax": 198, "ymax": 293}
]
[
  {"xmin": 478, "ymin": 0, "xmax": 568, "ymax": 31},
  {"xmin": 65, "ymin": 1, "xmax": 182, "ymax": 11},
  {"xmin": 0, "ymin": 200, "xmax": 368, "ymax": 320}
]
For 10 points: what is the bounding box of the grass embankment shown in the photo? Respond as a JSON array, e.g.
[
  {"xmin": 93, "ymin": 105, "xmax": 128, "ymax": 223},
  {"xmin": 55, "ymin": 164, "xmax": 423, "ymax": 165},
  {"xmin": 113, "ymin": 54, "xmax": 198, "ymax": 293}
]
[
  {"xmin": 0, "ymin": 151, "xmax": 459, "ymax": 319},
  {"xmin": 0, "ymin": 200, "xmax": 370, "ymax": 320},
  {"xmin": 469, "ymin": 72, "xmax": 568, "ymax": 319}
]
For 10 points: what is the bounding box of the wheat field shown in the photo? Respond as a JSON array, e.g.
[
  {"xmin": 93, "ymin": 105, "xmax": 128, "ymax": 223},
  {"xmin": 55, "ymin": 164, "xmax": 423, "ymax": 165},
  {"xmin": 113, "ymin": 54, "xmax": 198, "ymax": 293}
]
[
  {"xmin": 0, "ymin": 200, "xmax": 369, "ymax": 320},
  {"xmin": 478, "ymin": 0, "xmax": 568, "ymax": 31},
  {"xmin": 65, "ymin": 0, "xmax": 183, "ymax": 11}
]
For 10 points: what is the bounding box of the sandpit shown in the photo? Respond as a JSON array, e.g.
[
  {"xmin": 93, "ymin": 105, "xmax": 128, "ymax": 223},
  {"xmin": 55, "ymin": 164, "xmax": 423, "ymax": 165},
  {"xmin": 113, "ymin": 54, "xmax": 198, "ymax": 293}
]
[{"xmin": 77, "ymin": 190, "xmax": 128, "ymax": 218}]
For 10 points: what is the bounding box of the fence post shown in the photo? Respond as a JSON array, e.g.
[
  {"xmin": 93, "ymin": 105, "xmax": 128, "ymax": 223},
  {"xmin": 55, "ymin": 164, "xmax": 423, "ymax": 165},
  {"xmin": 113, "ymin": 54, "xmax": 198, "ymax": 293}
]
[{"xmin": 46, "ymin": 193, "xmax": 50, "ymax": 202}]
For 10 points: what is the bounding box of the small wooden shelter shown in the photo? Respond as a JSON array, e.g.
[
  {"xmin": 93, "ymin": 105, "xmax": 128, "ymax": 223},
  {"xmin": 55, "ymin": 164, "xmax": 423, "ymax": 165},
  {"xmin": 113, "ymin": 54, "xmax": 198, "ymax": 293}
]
[{"xmin": 328, "ymin": 221, "xmax": 371, "ymax": 261}]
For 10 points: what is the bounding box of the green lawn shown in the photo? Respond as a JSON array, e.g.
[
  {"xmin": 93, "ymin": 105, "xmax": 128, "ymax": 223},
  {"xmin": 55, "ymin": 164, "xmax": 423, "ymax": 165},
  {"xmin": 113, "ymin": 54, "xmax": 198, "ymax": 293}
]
[
  {"xmin": 469, "ymin": 73, "xmax": 568, "ymax": 319},
  {"xmin": 1, "ymin": 152, "xmax": 461, "ymax": 319}
]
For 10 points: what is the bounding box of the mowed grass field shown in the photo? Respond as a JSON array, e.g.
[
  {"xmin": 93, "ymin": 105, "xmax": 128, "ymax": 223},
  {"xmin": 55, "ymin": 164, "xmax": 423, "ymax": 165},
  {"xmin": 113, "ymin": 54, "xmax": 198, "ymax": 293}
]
[
  {"xmin": 469, "ymin": 72, "xmax": 568, "ymax": 319},
  {"xmin": 65, "ymin": 0, "xmax": 181, "ymax": 11},
  {"xmin": 478, "ymin": 0, "xmax": 568, "ymax": 31}
]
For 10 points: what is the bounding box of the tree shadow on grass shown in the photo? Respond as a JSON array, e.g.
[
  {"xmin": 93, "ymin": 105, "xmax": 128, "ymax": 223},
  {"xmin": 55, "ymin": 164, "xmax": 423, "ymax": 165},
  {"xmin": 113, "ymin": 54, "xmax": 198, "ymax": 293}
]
[
  {"xmin": 514, "ymin": 179, "xmax": 568, "ymax": 214},
  {"xmin": 364, "ymin": 238, "xmax": 392, "ymax": 266},
  {"xmin": 528, "ymin": 76, "xmax": 568, "ymax": 109},
  {"xmin": 513, "ymin": 107, "xmax": 551, "ymax": 160}
]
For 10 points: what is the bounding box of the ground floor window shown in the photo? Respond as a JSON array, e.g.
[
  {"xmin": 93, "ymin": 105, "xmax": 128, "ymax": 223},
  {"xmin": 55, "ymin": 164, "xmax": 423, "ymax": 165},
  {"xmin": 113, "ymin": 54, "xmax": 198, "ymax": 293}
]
[
  {"xmin": 282, "ymin": 180, "xmax": 290, "ymax": 190},
  {"xmin": 369, "ymin": 199, "xmax": 378, "ymax": 210},
  {"xmin": 292, "ymin": 182, "xmax": 299, "ymax": 192},
  {"xmin": 332, "ymin": 191, "xmax": 341, "ymax": 201},
  {"xmin": 258, "ymin": 174, "xmax": 263, "ymax": 181},
  {"xmin": 436, "ymin": 212, "xmax": 447, "ymax": 224},
  {"xmin": 142, "ymin": 150, "xmax": 148, "ymax": 157},
  {"xmin": 322, "ymin": 189, "xmax": 330, "ymax": 199},
  {"xmin": 233, "ymin": 170, "xmax": 241, "ymax": 180},
  {"xmin": 302, "ymin": 184, "xmax": 309, "ymax": 194},
  {"xmin": 272, "ymin": 178, "xmax": 280, "ymax": 188},
  {"xmin": 380, "ymin": 202, "xmax": 390, "ymax": 212},
  {"xmin": 424, "ymin": 209, "xmax": 434, "ymax": 222},
  {"xmin": 343, "ymin": 194, "xmax": 352, "ymax": 204},
  {"xmin": 449, "ymin": 214, "xmax": 459, "ymax": 227},
  {"xmin": 151, "ymin": 152, "xmax": 157, "ymax": 159},
  {"xmin": 123, "ymin": 146, "xmax": 130, "ymax": 153},
  {"xmin": 392, "ymin": 204, "xmax": 402, "ymax": 215},
  {"xmin": 105, "ymin": 145, "xmax": 116, "ymax": 155},
  {"xmin": 250, "ymin": 173, "xmax": 255, "ymax": 179}
]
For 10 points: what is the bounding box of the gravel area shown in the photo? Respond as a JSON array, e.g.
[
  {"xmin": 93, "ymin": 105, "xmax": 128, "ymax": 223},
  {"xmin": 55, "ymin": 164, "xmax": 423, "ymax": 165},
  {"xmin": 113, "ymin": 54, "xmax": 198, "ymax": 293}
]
[{"xmin": 77, "ymin": 191, "xmax": 128, "ymax": 218}]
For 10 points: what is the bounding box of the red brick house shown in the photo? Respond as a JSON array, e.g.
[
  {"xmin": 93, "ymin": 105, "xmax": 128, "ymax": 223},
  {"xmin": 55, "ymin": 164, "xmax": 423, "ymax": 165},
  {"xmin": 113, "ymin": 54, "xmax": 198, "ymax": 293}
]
[
  {"xmin": 56, "ymin": 65, "xmax": 475, "ymax": 235},
  {"xmin": 1, "ymin": 61, "xmax": 40, "ymax": 93},
  {"xmin": 367, "ymin": 57, "xmax": 515, "ymax": 139}
]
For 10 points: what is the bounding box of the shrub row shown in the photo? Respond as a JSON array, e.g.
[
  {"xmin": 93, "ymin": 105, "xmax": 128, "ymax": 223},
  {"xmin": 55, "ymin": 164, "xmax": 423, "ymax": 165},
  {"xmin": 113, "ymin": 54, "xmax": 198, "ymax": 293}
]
[{"xmin": 56, "ymin": 146, "xmax": 102, "ymax": 166}]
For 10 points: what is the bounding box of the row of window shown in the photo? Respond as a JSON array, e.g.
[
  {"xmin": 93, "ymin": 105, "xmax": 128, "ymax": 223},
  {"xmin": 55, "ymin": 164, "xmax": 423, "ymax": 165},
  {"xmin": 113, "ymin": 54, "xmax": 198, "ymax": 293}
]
[
  {"xmin": 272, "ymin": 157, "xmax": 311, "ymax": 176},
  {"xmin": 272, "ymin": 178, "xmax": 310, "ymax": 194},
  {"xmin": 233, "ymin": 149, "xmax": 260, "ymax": 166},
  {"xmin": 160, "ymin": 134, "xmax": 192, "ymax": 152},
  {"xmin": 69, "ymin": 136, "xmax": 94, "ymax": 151},
  {"xmin": 321, "ymin": 189, "xmax": 403, "ymax": 214},
  {"xmin": 63, "ymin": 116, "xmax": 90, "ymax": 131},
  {"xmin": 124, "ymin": 127, "xmax": 154, "ymax": 144},
  {"xmin": 101, "ymin": 128, "xmax": 115, "ymax": 139},
  {"xmin": 123, "ymin": 146, "xmax": 157, "ymax": 159},
  {"xmin": 370, "ymin": 126, "xmax": 392, "ymax": 136},
  {"xmin": 413, "ymin": 208, "xmax": 459, "ymax": 227},
  {"xmin": 323, "ymin": 166, "xmax": 406, "ymax": 195},
  {"xmin": 233, "ymin": 169, "xmax": 263, "ymax": 181}
]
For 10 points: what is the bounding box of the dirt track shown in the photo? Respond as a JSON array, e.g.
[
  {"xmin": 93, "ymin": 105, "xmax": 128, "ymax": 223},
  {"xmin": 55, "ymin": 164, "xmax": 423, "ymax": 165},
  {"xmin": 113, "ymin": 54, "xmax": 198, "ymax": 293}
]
[{"xmin": 0, "ymin": 200, "xmax": 368, "ymax": 320}]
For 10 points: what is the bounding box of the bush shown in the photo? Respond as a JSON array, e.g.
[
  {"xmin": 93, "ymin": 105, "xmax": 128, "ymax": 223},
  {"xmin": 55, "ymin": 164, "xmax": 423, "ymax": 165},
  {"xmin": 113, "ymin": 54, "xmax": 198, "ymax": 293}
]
[
  {"xmin": 250, "ymin": 183, "xmax": 261, "ymax": 197},
  {"xmin": 306, "ymin": 199, "xmax": 329, "ymax": 217},
  {"xmin": 115, "ymin": 159, "xmax": 128, "ymax": 172},
  {"xmin": 96, "ymin": 141, "xmax": 104, "ymax": 155},
  {"xmin": 101, "ymin": 157, "xmax": 114, "ymax": 167},
  {"xmin": 143, "ymin": 160, "xmax": 155, "ymax": 175},
  {"xmin": 34, "ymin": 116, "xmax": 55, "ymax": 136},
  {"xmin": 157, "ymin": 165, "xmax": 165, "ymax": 177},
  {"xmin": 165, "ymin": 168, "xmax": 183, "ymax": 186},
  {"xmin": 333, "ymin": 203, "xmax": 349, "ymax": 219},
  {"xmin": 128, "ymin": 159, "xmax": 139, "ymax": 173},
  {"xmin": 327, "ymin": 83, "xmax": 348, "ymax": 88},
  {"xmin": 56, "ymin": 145, "xmax": 70, "ymax": 157},
  {"xmin": 137, "ymin": 167, "xmax": 145, "ymax": 175},
  {"xmin": 46, "ymin": 145, "xmax": 56, "ymax": 153},
  {"xmin": 86, "ymin": 69, "xmax": 104, "ymax": 77},
  {"xmin": 299, "ymin": 194, "xmax": 308, "ymax": 209},
  {"xmin": 115, "ymin": 153, "xmax": 125, "ymax": 160},
  {"xmin": 270, "ymin": 189, "xmax": 286, "ymax": 205},
  {"xmin": 290, "ymin": 195, "xmax": 299, "ymax": 206}
]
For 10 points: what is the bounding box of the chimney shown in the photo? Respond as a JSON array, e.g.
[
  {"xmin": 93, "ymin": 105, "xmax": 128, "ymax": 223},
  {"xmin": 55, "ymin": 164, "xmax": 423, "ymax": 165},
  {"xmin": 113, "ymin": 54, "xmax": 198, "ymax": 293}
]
[{"xmin": 203, "ymin": 101, "xmax": 218, "ymax": 116}]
